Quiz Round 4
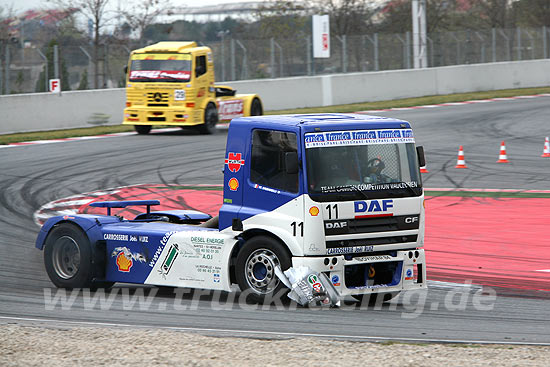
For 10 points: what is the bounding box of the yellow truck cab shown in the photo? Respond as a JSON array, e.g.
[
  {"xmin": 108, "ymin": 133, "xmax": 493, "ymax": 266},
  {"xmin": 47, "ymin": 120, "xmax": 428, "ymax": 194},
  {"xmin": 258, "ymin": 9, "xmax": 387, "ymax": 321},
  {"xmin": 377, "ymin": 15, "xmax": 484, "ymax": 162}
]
[{"xmin": 123, "ymin": 41, "xmax": 263, "ymax": 134}]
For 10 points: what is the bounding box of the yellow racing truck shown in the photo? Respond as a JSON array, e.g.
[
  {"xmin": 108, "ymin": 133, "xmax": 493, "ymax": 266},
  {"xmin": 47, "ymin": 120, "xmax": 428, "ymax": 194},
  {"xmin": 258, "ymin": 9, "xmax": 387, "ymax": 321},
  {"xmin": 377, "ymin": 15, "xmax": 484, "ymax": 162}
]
[{"xmin": 123, "ymin": 41, "xmax": 263, "ymax": 134}]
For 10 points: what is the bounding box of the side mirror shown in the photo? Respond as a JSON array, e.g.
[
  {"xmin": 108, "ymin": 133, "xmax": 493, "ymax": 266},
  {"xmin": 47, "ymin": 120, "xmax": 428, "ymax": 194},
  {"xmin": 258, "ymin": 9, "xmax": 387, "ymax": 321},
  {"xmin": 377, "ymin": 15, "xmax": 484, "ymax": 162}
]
[
  {"xmin": 123, "ymin": 65, "xmax": 128, "ymax": 75},
  {"xmin": 416, "ymin": 146, "xmax": 426, "ymax": 168},
  {"xmin": 285, "ymin": 152, "xmax": 299, "ymax": 174}
]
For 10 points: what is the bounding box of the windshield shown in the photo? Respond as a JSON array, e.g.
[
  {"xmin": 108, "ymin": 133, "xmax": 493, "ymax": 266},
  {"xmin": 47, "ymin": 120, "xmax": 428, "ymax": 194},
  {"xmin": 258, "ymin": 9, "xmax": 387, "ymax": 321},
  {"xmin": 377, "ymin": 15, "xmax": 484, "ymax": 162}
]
[
  {"xmin": 305, "ymin": 129, "xmax": 422, "ymax": 201},
  {"xmin": 129, "ymin": 53, "xmax": 192, "ymax": 82}
]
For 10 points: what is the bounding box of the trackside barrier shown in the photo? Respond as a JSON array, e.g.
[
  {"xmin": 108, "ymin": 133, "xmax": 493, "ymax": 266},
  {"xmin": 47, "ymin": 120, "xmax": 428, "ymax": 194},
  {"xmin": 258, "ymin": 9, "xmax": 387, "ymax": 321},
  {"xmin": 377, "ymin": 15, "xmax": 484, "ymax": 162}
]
[{"xmin": 1, "ymin": 60, "xmax": 549, "ymax": 135}]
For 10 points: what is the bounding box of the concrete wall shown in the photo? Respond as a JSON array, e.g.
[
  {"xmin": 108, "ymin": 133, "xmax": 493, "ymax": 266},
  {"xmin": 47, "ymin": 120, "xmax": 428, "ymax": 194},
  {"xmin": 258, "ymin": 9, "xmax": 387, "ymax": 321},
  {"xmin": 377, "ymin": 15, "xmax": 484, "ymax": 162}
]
[
  {"xmin": 1, "ymin": 60, "xmax": 549, "ymax": 135},
  {"xmin": 0, "ymin": 89, "xmax": 125, "ymax": 135}
]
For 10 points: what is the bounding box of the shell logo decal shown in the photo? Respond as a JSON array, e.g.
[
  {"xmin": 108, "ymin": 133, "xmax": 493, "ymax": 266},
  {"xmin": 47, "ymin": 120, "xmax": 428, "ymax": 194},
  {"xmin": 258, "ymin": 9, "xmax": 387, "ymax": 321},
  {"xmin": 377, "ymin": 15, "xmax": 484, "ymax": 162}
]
[
  {"xmin": 111, "ymin": 247, "xmax": 146, "ymax": 273},
  {"xmin": 309, "ymin": 206, "xmax": 319, "ymax": 216},
  {"xmin": 116, "ymin": 252, "xmax": 133, "ymax": 272},
  {"xmin": 228, "ymin": 178, "xmax": 239, "ymax": 191}
]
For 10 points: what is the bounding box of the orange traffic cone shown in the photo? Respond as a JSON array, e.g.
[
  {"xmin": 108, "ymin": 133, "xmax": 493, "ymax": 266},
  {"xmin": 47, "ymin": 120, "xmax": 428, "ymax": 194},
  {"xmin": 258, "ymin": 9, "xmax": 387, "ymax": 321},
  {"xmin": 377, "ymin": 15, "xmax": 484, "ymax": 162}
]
[
  {"xmin": 542, "ymin": 137, "xmax": 550, "ymax": 158},
  {"xmin": 420, "ymin": 164, "xmax": 429, "ymax": 173},
  {"xmin": 497, "ymin": 141, "xmax": 509, "ymax": 163},
  {"xmin": 455, "ymin": 146, "xmax": 467, "ymax": 168}
]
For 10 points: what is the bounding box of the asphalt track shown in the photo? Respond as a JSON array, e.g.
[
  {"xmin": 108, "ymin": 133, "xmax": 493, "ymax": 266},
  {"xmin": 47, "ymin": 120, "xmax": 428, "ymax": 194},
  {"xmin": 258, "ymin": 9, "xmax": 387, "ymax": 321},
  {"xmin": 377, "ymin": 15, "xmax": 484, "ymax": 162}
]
[{"xmin": 1, "ymin": 96, "xmax": 550, "ymax": 344}]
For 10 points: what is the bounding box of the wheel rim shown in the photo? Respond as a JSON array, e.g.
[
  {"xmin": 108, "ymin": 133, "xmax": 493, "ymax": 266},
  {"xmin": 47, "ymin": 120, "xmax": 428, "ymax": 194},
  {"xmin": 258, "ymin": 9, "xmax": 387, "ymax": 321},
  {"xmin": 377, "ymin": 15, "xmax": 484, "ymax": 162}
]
[
  {"xmin": 52, "ymin": 236, "xmax": 80, "ymax": 279},
  {"xmin": 244, "ymin": 249, "xmax": 280, "ymax": 295}
]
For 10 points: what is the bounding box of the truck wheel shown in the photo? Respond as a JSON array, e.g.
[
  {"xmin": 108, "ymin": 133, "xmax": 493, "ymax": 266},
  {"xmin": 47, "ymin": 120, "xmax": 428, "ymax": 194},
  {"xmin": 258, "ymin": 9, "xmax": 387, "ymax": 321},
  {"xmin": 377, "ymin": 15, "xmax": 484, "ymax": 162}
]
[
  {"xmin": 236, "ymin": 236, "xmax": 291, "ymax": 304},
  {"xmin": 135, "ymin": 125, "xmax": 152, "ymax": 135},
  {"xmin": 199, "ymin": 103, "xmax": 218, "ymax": 134},
  {"xmin": 43, "ymin": 223, "xmax": 94, "ymax": 289},
  {"xmin": 250, "ymin": 98, "xmax": 263, "ymax": 116}
]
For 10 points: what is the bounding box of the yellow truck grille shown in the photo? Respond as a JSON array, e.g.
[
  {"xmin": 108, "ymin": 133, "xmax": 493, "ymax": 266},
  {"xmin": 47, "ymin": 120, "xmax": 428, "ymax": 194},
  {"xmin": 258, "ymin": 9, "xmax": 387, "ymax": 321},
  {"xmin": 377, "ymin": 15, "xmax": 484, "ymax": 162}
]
[{"xmin": 147, "ymin": 92, "xmax": 169, "ymax": 107}]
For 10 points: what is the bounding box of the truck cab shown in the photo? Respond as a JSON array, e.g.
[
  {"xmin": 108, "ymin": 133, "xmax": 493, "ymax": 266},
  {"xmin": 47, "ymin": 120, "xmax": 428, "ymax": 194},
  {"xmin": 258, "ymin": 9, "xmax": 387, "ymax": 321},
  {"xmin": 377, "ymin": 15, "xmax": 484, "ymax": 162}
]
[
  {"xmin": 218, "ymin": 113, "xmax": 427, "ymax": 300},
  {"xmin": 123, "ymin": 41, "xmax": 263, "ymax": 135}
]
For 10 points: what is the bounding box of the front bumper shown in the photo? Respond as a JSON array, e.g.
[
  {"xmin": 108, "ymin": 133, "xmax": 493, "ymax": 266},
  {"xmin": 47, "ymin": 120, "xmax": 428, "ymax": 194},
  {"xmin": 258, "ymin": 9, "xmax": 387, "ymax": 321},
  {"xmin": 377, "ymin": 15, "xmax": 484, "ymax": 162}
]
[
  {"xmin": 123, "ymin": 107, "xmax": 204, "ymax": 126},
  {"xmin": 291, "ymin": 249, "xmax": 427, "ymax": 297}
]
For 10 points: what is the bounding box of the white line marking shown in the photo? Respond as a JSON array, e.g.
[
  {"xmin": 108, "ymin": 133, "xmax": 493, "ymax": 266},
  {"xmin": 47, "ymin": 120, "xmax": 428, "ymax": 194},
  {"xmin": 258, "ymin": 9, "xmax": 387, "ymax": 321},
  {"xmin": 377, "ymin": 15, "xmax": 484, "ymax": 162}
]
[
  {"xmin": 536, "ymin": 269, "xmax": 550, "ymax": 272},
  {"xmin": 1, "ymin": 315, "xmax": 549, "ymax": 346}
]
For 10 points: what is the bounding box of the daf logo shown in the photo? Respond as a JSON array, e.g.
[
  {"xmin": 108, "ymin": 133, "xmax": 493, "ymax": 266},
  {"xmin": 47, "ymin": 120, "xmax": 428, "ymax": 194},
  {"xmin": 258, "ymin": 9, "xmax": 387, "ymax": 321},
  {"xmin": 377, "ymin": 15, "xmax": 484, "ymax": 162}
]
[
  {"xmin": 153, "ymin": 92, "xmax": 162, "ymax": 102},
  {"xmin": 405, "ymin": 217, "xmax": 419, "ymax": 224},
  {"xmin": 325, "ymin": 221, "xmax": 347, "ymax": 229}
]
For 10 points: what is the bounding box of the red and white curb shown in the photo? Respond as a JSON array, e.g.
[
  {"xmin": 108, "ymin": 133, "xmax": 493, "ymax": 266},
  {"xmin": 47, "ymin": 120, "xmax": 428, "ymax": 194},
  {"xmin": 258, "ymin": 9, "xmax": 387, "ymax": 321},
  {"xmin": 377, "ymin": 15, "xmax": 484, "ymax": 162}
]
[{"xmin": 357, "ymin": 93, "xmax": 550, "ymax": 113}]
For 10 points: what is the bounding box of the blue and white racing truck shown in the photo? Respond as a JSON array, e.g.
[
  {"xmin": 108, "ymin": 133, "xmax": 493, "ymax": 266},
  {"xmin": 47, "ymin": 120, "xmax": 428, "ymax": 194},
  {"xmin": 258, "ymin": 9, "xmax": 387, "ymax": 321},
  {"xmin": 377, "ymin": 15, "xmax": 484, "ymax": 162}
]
[{"xmin": 36, "ymin": 113, "xmax": 427, "ymax": 303}]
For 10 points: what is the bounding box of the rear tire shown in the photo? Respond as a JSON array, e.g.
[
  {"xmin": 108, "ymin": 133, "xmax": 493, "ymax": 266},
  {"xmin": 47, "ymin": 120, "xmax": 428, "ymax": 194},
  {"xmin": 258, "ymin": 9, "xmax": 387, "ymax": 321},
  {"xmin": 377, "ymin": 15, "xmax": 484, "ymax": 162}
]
[
  {"xmin": 198, "ymin": 103, "xmax": 218, "ymax": 134},
  {"xmin": 250, "ymin": 98, "xmax": 263, "ymax": 116},
  {"xmin": 235, "ymin": 236, "xmax": 291, "ymax": 304},
  {"xmin": 135, "ymin": 125, "xmax": 152, "ymax": 134},
  {"xmin": 44, "ymin": 223, "xmax": 94, "ymax": 289}
]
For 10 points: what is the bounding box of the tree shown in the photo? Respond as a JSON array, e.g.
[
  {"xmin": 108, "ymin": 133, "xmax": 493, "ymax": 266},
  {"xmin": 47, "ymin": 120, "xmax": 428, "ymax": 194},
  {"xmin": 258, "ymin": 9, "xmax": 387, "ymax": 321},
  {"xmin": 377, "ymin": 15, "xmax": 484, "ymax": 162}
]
[
  {"xmin": 378, "ymin": 0, "xmax": 461, "ymax": 34},
  {"xmin": 49, "ymin": 0, "xmax": 112, "ymax": 89},
  {"xmin": 120, "ymin": 0, "xmax": 172, "ymax": 46},
  {"xmin": 513, "ymin": 0, "xmax": 550, "ymax": 28},
  {"xmin": 35, "ymin": 39, "xmax": 71, "ymax": 92},
  {"xmin": 470, "ymin": 0, "xmax": 511, "ymax": 29}
]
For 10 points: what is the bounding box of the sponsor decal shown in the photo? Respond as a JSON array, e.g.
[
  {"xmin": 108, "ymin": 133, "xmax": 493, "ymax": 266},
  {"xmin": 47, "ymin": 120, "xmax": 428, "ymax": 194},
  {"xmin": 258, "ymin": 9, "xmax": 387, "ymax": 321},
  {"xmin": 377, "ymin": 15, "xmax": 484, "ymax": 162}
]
[
  {"xmin": 331, "ymin": 275, "xmax": 340, "ymax": 286},
  {"xmin": 149, "ymin": 231, "xmax": 177, "ymax": 268},
  {"xmin": 218, "ymin": 99, "xmax": 244, "ymax": 120},
  {"xmin": 197, "ymin": 87, "xmax": 205, "ymax": 98},
  {"xmin": 213, "ymin": 273, "xmax": 220, "ymax": 283},
  {"xmin": 354, "ymin": 199, "xmax": 393, "ymax": 217},
  {"xmin": 223, "ymin": 198, "xmax": 233, "ymax": 204},
  {"xmin": 62, "ymin": 215, "xmax": 74, "ymax": 220},
  {"xmin": 405, "ymin": 268, "xmax": 413, "ymax": 280},
  {"xmin": 307, "ymin": 274, "xmax": 324, "ymax": 293},
  {"xmin": 253, "ymin": 184, "xmax": 280, "ymax": 194},
  {"xmin": 326, "ymin": 245, "xmax": 374, "ymax": 255},
  {"xmin": 225, "ymin": 152, "xmax": 245, "ymax": 173},
  {"xmin": 158, "ymin": 243, "xmax": 179, "ymax": 278},
  {"xmin": 104, "ymin": 233, "xmax": 129, "ymax": 241},
  {"xmin": 228, "ymin": 178, "xmax": 239, "ymax": 191},
  {"xmin": 355, "ymin": 255, "xmax": 393, "ymax": 262},
  {"xmin": 111, "ymin": 247, "xmax": 146, "ymax": 272},
  {"xmin": 304, "ymin": 129, "xmax": 415, "ymax": 148},
  {"xmin": 129, "ymin": 70, "xmax": 191, "ymax": 80},
  {"xmin": 309, "ymin": 206, "xmax": 320, "ymax": 216}
]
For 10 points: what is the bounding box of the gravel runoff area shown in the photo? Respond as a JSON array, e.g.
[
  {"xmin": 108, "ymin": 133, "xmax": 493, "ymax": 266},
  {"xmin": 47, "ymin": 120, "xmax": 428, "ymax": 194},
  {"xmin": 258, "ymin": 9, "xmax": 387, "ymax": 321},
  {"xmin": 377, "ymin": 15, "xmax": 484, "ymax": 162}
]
[{"xmin": 1, "ymin": 323, "xmax": 549, "ymax": 366}]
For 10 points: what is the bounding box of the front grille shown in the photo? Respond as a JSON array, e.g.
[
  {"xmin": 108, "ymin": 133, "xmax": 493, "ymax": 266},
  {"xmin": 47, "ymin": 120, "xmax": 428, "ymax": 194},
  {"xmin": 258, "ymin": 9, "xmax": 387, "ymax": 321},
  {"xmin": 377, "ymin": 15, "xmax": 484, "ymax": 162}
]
[
  {"xmin": 147, "ymin": 92, "xmax": 169, "ymax": 106},
  {"xmin": 324, "ymin": 215, "xmax": 419, "ymax": 235},
  {"xmin": 326, "ymin": 235, "xmax": 418, "ymax": 249}
]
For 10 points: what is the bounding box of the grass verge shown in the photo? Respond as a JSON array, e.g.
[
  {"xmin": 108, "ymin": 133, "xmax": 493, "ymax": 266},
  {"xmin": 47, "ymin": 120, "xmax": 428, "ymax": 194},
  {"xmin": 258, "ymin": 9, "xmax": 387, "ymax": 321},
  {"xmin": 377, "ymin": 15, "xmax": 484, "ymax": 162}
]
[{"xmin": 2, "ymin": 86, "xmax": 550, "ymax": 145}]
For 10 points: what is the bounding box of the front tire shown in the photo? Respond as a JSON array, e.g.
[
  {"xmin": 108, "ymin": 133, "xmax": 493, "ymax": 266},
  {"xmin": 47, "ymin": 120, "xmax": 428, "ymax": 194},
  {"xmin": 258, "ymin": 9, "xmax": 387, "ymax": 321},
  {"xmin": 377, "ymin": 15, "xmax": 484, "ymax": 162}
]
[
  {"xmin": 198, "ymin": 103, "xmax": 218, "ymax": 134},
  {"xmin": 235, "ymin": 236, "xmax": 291, "ymax": 304},
  {"xmin": 135, "ymin": 125, "xmax": 152, "ymax": 135},
  {"xmin": 44, "ymin": 223, "xmax": 94, "ymax": 289}
]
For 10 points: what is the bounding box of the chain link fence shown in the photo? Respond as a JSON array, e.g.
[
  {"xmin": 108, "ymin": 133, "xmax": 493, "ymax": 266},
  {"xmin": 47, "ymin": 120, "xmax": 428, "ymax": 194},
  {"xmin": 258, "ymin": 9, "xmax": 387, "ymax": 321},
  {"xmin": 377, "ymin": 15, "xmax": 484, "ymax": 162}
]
[{"xmin": 1, "ymin": 26, "xmax": 549, "ymax": 95}]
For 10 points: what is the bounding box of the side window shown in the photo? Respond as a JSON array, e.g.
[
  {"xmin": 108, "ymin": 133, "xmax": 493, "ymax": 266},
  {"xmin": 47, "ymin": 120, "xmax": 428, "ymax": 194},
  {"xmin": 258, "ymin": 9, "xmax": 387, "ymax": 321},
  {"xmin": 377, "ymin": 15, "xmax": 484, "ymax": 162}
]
[
  {"xmin": 195, "ymin": 55, "xmax": 207, "ymax": 78},
  {"xmin": 250, "ymin": 130, "xmax": 298, "ymax": 193}
]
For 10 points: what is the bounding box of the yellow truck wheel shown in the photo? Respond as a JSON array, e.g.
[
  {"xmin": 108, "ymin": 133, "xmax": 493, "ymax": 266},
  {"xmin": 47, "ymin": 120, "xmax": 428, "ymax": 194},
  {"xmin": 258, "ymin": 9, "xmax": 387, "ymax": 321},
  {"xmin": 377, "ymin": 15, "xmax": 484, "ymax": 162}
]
[{"xmin": 199, "ymin": 103, "xmax": 218, "ymax": 135}]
